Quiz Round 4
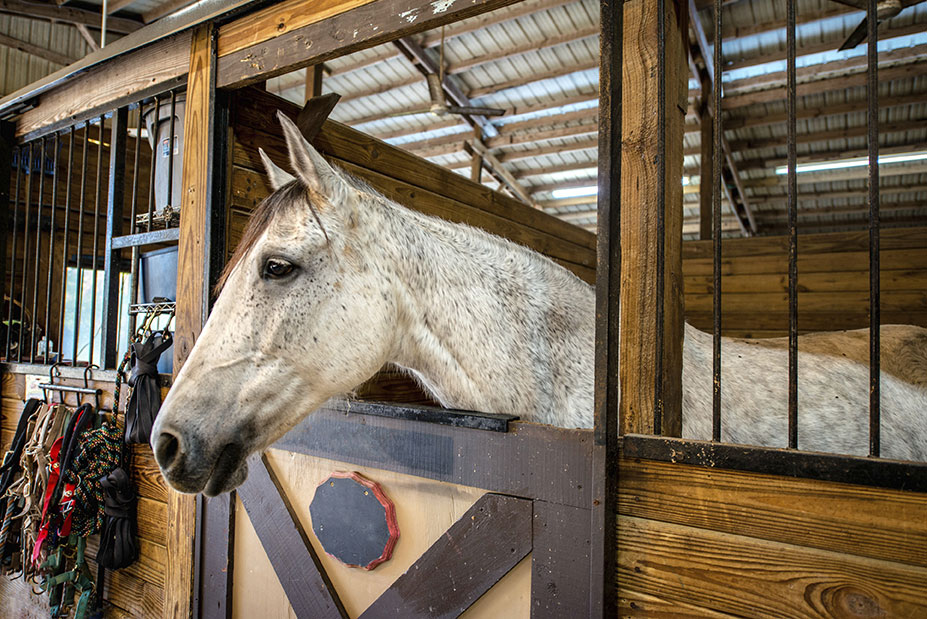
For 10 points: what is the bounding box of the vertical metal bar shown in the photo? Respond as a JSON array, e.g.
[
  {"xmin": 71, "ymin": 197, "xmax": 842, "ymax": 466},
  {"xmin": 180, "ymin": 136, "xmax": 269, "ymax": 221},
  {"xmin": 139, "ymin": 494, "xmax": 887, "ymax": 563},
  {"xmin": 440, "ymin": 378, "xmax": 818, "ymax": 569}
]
[
  {"xmin": 44, "ymin": 132, "xmax": 59, "ymax": 362},
  {"xmin": 73, "ymin": 121, "xmax": 90, "ymax": 365},
  {"xmin": 167, "ymin": 90, "xmax": 177, "ymax": 211},
  {"xmin": 593, "ymin": 0, "xmax": 622, "ymax": 614},
  {"xmin": 102, "ymin": 107, "xmax": 128, "ymax": 369},
  {"xmin": 18, "ymin": 142, "xmax": 34, "ymax": 362},
  {"xmin": 58, "ymin": 128, "xmax": 74, "ymax": 361},
  {"xmin": 129, "ymin": 104, "xmax": 143, "ymax": 341},
  {"xmin": 6, "ymin": 145, "xmax": 22, "ymax": 359},
  {"xmin": 787, "ymin": 0, "xmax": 799, "ymax": 449},
  {"xmin": 89, "ymin": 116, "xmax": 105, "ymax": 367},
  {"xmin": 711, "ymin": 0, "xmax": 723, "ymax": 441},
  {"xmin": 147, "ymin": 95, "xmax": 160, "ymax": 233},
  {"xmin": 653, "ymin": 0, "xmax": 666, "ymax": 436},
  {"xmin": 867, "ymin": 0, "xmax": 881, "ymax": 457},
  {"xmin": 30, "ymin": 137, "xmax": 46, "ymax": 363}
]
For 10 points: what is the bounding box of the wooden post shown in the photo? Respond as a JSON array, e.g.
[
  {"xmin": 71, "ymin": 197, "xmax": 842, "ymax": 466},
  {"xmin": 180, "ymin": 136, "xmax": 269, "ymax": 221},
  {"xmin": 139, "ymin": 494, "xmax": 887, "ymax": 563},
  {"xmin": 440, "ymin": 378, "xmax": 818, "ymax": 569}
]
[
  {"xmin": 305, "ymin": 64, "xmax": 324, "ymax": 102},
  {"xmin": 699, "ymin": 76, "xmax": 713, "ymax": 241},
  {"xmin": 0, "ymin": 121, "xmax": 13, "ymax": 317},
  {"xmin": 470, "ymin": 126, "xmax": 483, "ymax": 182},
  {"xmin": 101, "ymin": 106, "xmax": 127, "ymax": 369},
  {"xmin": 619, "ymin": 0, "xmax": 687, "ymax": 437},
  {"xmin": 168, "ymin": 22, "xmax": 228, "ymax": 619}
]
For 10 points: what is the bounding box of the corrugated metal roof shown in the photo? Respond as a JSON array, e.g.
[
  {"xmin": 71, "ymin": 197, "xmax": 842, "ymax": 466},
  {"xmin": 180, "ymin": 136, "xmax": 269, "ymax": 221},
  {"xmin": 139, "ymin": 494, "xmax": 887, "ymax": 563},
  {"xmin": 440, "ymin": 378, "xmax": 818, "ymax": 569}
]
[{"xmin": 0, "ymin": 14, "xmax": 93, "ymax": 97}]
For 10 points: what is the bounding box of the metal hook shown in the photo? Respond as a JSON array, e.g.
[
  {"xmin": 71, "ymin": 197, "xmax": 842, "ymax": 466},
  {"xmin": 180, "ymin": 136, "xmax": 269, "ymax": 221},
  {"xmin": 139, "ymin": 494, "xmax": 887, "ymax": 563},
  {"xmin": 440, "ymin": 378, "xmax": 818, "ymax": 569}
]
[{"xmin": 83, "ymin": 364, "xmax": 97, "ymax": 389}]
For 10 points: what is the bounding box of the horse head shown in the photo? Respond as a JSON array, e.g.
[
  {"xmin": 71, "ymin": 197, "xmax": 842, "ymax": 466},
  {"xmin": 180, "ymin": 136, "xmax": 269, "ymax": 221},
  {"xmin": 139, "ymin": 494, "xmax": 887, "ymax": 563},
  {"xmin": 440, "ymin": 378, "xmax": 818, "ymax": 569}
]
[{"xmin": 151, "ymin": 113, "xmax": 399, "ymax": 496}]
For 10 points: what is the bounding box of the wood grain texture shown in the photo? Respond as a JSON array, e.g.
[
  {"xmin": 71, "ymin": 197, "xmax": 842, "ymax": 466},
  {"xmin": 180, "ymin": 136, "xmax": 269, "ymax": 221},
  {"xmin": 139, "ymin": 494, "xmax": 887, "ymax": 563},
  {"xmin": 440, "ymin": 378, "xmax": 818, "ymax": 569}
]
[
  {"xmin": 14, "ymin": 32, "xmax": 191, "ymax": 138},
  {"xmin": 618, "ymin": 457, "xmax": 927, "ymax": 567},
  {"xmin": 217, "ymin": 0, "xmax": 521, "ymax": 89},
  {"xmin": 618, "ymin": 0, "xmax": 688, "ymax": 436},
  {"xmin": 361, "ymin": 493, "xmax": 532, "ymax": 619},
  {"xmin": 165, "ymin": 22, "xmax": 213, "ymax": 619},
  {"xmin": 618, "ymin": 515, "xmax": 927, "ymax": 617},
  {"xmin": 217, "ymin": 0, "xmax": 376, "ymax": 57}
]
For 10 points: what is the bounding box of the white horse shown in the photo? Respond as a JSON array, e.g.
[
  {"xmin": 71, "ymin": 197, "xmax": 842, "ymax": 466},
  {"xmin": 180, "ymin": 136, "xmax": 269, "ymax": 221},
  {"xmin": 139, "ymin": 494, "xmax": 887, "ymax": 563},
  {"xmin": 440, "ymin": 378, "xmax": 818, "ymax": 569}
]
[{"xmin": 151, "ymin": 113, "xmax": 927, "ymax": 496}]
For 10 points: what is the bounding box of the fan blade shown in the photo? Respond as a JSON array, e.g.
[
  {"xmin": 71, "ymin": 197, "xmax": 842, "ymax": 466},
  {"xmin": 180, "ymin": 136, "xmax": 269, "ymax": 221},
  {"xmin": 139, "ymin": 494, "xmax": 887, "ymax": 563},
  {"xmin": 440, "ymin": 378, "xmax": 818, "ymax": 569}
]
[
  {"xmin": 839, "ymin": 17, "xmax": 870, "ymax": 51},
  {"xmin": 445, "ymin": 106, "xmax": 507, "ymax": 117}
]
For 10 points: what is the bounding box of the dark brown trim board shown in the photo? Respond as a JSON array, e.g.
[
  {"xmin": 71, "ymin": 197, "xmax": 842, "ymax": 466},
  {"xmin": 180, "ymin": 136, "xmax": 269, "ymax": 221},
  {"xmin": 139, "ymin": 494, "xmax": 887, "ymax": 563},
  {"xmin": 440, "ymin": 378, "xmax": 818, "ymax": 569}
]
[
  {"xmin": 238, "ymin": 455, "xmax": 348, "ymax": 619},
  {"xmin": 360, "ymin": 494, "xmax": 532, "ymax": 618},
  {"xmin": 273, "ymin": 400, "xmax": 595, "ymax": 509}
]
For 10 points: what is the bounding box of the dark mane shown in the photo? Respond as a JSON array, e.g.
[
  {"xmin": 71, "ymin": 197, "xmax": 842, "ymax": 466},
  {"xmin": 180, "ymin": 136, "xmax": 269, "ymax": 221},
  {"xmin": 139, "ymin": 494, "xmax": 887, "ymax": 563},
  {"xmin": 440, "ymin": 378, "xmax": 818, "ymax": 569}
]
[{"xmin": 215, "ymin": 182, "xmax": 304, "ymax": 292}]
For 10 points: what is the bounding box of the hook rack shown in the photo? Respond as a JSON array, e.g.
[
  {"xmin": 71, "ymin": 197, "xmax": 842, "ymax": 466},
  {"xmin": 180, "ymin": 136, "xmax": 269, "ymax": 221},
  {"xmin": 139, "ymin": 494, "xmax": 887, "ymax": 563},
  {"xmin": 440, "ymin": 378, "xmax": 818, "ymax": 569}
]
[
  {"xmin": 38, "ymin": 362, "xmax": 104, "ymax": 410},
  {"xmin": 128, "ymin": 297, "xmax": 175, "ymax": 317}
]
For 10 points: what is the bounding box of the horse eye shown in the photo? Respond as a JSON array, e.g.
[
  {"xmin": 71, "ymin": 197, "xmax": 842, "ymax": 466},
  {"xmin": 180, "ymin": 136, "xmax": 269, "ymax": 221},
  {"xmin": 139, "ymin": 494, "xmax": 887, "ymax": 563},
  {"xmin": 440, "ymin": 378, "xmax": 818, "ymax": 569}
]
[{"xmin": 263, "ymin": 258, "xmax": 296, "ymax": 280}]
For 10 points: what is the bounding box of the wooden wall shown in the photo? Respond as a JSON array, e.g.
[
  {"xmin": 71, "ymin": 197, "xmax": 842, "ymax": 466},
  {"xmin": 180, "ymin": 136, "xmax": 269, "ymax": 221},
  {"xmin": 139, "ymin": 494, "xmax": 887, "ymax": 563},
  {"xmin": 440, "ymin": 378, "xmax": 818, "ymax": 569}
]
[
  {"xmin": 617, "ymin": 455, "xmax": 927, "ymax": 616},
  {"xmin": 684, "ymin": 227, "xmax": 927, "ymax": 338},
  {"xmin": 0, "ymin": 371, "xmax": 168, "ymax": 618}
]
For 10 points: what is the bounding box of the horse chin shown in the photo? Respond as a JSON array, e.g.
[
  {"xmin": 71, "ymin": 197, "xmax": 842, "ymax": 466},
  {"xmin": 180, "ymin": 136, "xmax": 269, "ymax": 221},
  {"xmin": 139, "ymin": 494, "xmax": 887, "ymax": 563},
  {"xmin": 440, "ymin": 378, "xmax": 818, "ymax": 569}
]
[{"xmin": 202, "ymin": 445, "xmax": 250, "ymax": 497}]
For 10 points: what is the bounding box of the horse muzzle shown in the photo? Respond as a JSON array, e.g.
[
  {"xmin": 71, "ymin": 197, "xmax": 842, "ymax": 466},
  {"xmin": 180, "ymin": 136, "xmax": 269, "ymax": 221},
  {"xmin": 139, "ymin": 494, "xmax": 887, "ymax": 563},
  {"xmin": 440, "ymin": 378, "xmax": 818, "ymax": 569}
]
[{"xmin": 151, "ymin": 424, "xmax": 250, "ymax": 496}]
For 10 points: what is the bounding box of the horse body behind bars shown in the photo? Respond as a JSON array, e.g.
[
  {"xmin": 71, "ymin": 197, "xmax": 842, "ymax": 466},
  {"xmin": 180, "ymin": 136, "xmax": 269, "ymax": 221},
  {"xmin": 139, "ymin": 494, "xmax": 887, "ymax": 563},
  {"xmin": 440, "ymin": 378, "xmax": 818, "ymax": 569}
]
[{"xmin": 151, "ymin": 113, "xmax": 927, "ymax": 496}]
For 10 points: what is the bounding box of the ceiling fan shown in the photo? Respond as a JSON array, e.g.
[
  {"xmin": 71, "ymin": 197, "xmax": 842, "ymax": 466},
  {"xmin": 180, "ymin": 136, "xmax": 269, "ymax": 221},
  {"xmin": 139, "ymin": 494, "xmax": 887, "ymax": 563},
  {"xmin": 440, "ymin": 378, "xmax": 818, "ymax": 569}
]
[
  {"xmin": 388, "ymin": 27, "xmax": 505, "ymax": 119},
  {"xmin": 833, "ymin": 0, "xmax": 920, "ymax": 51}
]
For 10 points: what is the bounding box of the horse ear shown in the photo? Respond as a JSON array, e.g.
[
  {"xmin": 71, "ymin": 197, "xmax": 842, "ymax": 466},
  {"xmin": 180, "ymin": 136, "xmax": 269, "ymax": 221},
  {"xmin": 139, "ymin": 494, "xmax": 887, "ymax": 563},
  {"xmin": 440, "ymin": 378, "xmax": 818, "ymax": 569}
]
[
  {"xmin": 258, "ymin": 148, "xmax": 295, "ymax": 191},
  {"xmin": 276, "ymin": 111, "xmax": 345, "ymax": 199}
]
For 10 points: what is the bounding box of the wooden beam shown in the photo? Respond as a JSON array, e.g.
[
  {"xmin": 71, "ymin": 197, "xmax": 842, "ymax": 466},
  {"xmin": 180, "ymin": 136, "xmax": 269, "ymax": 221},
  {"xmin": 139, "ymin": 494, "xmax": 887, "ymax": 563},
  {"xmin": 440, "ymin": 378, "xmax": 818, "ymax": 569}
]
[
  {"xmin": 618, "ymin": 0, "xmax": 687, "ymax": 436},
  {"xmin": 75, "ymin": 24, "xmax": 99, "ymax": 52},
  {"xmin": 446, "ymin": 25, "xmax": 599, "ymax": 75},
  {"xmin": 238, "ymin": 456, "xmax": 347, "ymax": 618},
  {"xmin": 168, "ymin": 23, "xmax": 220, "ymax": 619},
  {"xmin": 305, "ymin": 64, "xmax": 324, "ymax": 102},
  {"xmin": 106, "ymin": 0, "xmax": 137, "ymax": 14},
  {"xmin": 513, "ymin": 160, "xmax": 597, "ymax": 179},
  {"xmin": 468, "ymin": 139, "xmax": 537, "ymax": 207},
  {"xmin": 0, "ymin": 32, "xmax": 77, "ymax": 65},
  {"xmin": 0, "ymin": 0, "xmax": 142, "ymax": 33},
  {"xmin": 420, "ymin": 0, "xmax": 573, "ymax": 48},
  {"xmin": 467, "ymin": 58, "xmax": 599, "ymax": 98},
  {"xmin": 216, "ymin": 0, "xmax": 522, "ymax": 89},
  {"xmin": 719, "ymin": 3, "xmax": 855, "ymax": 41},
  {"xmin": 360, "ymin": 494, "xmax": 532, "ymax": 618},
  {"xmin": 723, "ymin": 59, "xmax": 927, "ymax": 111},
  {"xmin": 725, "ymin": 18, "xmax": 927, "ymax": 73},
  {"xmin": 726, "ymin": 120, "xmax": 927, "ymax": 153}
]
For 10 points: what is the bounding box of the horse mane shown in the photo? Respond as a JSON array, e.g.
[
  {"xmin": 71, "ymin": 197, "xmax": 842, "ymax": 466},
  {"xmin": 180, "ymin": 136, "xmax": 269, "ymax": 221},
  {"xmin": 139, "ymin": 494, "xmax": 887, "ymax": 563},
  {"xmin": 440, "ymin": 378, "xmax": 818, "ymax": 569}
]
[{"xmin": 215, "ymin": 181, "xmax": 306, "ymax": 293}]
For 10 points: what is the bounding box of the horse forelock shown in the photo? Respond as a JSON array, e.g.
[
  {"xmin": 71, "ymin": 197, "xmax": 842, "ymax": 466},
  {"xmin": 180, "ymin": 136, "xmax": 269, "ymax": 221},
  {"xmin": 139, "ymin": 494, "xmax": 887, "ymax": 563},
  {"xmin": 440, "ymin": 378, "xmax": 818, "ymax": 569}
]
[{"xmin": 216, "ymin": 182, "xmax": 309, "ymax": 293}]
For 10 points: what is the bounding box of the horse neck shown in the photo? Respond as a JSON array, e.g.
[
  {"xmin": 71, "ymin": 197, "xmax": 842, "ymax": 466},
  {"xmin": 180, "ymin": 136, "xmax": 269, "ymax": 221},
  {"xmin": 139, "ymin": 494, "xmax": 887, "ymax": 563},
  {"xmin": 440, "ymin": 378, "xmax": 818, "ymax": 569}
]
[{"xmin": 371, "ymin": 201, "xmax": 595, "ymax": 423}]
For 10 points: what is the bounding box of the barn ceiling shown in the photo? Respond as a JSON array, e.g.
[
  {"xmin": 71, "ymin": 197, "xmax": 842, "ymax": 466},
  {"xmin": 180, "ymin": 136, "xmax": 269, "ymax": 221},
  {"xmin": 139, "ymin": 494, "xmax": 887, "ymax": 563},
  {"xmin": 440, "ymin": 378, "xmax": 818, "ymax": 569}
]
[{"xmin": 1, "ymin": 0, "xmax": 925, "ymax": 239}]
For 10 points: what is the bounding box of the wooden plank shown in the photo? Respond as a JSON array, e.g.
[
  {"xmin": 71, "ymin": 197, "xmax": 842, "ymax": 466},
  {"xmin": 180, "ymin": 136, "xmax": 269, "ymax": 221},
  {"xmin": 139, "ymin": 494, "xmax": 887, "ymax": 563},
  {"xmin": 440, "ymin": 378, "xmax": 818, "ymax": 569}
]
[
  {"xmin": 231, "ymin": 88, "xmax": 596, "ymax": 251},
  {"xmin": 683, "ymin": 290, "xmax": 927, "ymax": 313},
  {"xmin": 0, "ymin": 32, "xmax": 76, "ymax": 65},
  {"xmin": 682, "ymin": 248, "xmax": 927, "ymax": 276},
  {"xmin": 684, "ymin": 311, "xmax": 927, "ymax": 333},
  {"xmin": 237, "ymin": 455, "xmax": 347, "ymax": 618},
  {"xmin": 618, "ymin": 457, "xmax": 927, "ymax": 567},
  {"xmin": 531, "ymin": 501, "xmax": 592, "ymax": 615},
  {"xmin": 165, "ymin": 22, "xmax": 212, "ymax": 619},
  {"xmin": 618, "ymin": 516, "xmax": 927, "ymax": 617},
  {"xmin": 14, "ymin": 31, "xmax": 191, "ymax": 138},
  {"xmin": 216, "ymin": 0, "xmax": 521, "ymax": 89},
  {"xmin": 361, "ymin": 493, "xmax": 532, "ymax": 618},
  {"xmin": 274, "ymin": 402, "xmax": 594, "ymax": 509},
  {"xmin": 618, "ymin": 0, "xmax": 687, "ymax": 436},
  {"xmin": 683, "ymin": 269, "xmax": 927, "ymax": 295},
  {"xmin": 683, "ymin": 226, "xmax": 927, "ymax": 259},
  {"xmin": 620, "ymin": 589, "xmax": 736, "ymax": 618},
  {"xmin": 198, "ymin": 492, "xmax": 235, "ymax": 619}
]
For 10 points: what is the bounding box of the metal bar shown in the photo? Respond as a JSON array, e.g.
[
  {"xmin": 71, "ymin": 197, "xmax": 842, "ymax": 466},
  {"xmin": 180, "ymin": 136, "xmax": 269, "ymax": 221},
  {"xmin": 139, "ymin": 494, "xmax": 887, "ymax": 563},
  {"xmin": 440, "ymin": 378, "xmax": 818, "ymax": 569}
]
[
  {"xmin": 787, "ymin": 0, "xmax": 798, "ymax": 449},
  {"xmin": 167, "ymin": 90, "xmax": 176, "ymax": 211},
  {"xmin": 593, "ymin": 0, "xmax": 622, "ymax": 614},
  {"xmin": 128, "ymin": 102, "xmax": 143, "ymax": 345},
  {"xmin": 44, "ymin": 132, "xmax": 59, "ymax": 362},
  {"xmin": 654, "ymin": 0, "xmax": 666, "ymax": 435},
  {"xmin": 57, "ymin": 129, "xmax": 74, "ymax": 360},
  {"xmin": 867, "ymin": 0, "xmax": 880, "ymax": 457},
  {"xmin": 89, "ymin": 116, "xmax": 105, "ymax": 367},
  {"xmin": 6, "ymin": 145, "xmax": 22, "ymax": 359},
  {"xmin": 712, "ymin": 0, "xmax": 722, "ymax": 441},
  {"xmin": 111, "ymin": 227, "xmax": 180, "ymax": 249},
  {"xmin": 147, "ymin": 95, "xmax": 160, "ymax": 233},
  {"xmin": 73, "ymin": 121, "xmax": 90, "ymax": 365},
  {"xmin": 102, "ymin": 106, "xmax": 127, "ymax": 369},
  {"xmin": 18, "ymin": 142, "xmax": 33, "ymax": 362},
  {"xmin": 30, "ymin": 137, "xmax": 45, "ymax": 362}
]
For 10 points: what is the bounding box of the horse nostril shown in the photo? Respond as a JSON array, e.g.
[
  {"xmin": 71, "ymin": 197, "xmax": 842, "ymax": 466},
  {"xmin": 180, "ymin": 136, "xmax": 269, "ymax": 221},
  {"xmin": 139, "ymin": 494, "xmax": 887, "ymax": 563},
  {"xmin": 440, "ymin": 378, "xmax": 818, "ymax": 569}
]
[{"xmin": 155, "ymin": 431, "xmax": 182, "ymax": 471}]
